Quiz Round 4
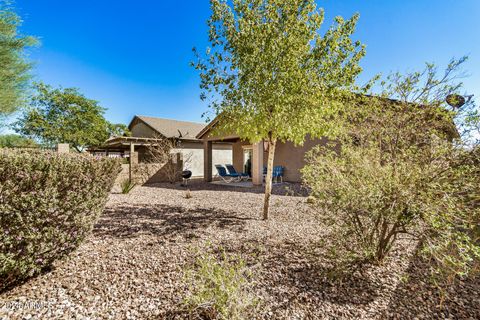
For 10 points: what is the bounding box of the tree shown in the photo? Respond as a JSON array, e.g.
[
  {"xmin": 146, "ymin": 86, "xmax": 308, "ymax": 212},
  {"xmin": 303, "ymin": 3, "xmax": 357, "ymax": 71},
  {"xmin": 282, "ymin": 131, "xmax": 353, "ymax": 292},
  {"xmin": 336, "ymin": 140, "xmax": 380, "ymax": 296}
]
[
  {"xmin": 193, "ymin": 0, "xmax": 365, "ymax": 219},
  {"xmin": 0, "ymin": 1, "xmax": 37, "ymax": 124},
  {"xmin": 0, "ymin": 133, "xmax": 37, "ymax": 148},
  {"xmin": 15, "ymin": 83, "xmax": 128, "ymax": 152}
]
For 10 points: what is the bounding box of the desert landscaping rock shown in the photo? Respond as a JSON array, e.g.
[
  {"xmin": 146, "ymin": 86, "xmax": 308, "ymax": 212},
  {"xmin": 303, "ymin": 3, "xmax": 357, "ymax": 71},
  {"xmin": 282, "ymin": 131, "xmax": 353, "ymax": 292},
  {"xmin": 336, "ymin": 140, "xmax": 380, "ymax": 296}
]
[{"xmin": 1, "ymin": 181, "xmax": 479, "ymax": 319}]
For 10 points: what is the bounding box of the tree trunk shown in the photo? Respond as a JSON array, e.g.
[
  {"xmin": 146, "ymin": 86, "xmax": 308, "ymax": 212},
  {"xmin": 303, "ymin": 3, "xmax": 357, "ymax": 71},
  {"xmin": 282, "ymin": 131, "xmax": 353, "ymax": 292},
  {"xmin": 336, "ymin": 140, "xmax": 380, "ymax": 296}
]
[{"xmin": 263, "ymin": 139, "xmax": 276, "ymax": 220}]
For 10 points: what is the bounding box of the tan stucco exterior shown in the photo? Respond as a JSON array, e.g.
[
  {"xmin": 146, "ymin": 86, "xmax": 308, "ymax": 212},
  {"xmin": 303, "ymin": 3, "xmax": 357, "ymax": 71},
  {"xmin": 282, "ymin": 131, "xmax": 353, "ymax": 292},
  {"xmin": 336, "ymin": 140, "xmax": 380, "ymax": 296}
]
[
  {"xmin": 230, "ymin": 137, "xmax": 328, "ymax": 183},
  {"xmin": 270, "ymin": 137, "xmax": 328, "ymax": 182},
  {"xmin": 127, "ymin": 115, "xmax": 335, "ymax": 184},
  {"xmin": 130, "ymin": 120, "xmax": 158, "ymax": 138},
  {"xmin": 231, "ymin": 140, "xmax": 251, "ymax": 174}
]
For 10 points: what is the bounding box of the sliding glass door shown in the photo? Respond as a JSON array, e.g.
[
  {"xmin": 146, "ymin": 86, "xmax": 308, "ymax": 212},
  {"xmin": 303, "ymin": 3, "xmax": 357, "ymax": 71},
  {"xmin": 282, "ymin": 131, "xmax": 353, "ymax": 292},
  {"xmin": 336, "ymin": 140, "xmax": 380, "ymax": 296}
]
[{"xmin": 243, "ymin": 148, "xmax": 253, "ymax": 177}]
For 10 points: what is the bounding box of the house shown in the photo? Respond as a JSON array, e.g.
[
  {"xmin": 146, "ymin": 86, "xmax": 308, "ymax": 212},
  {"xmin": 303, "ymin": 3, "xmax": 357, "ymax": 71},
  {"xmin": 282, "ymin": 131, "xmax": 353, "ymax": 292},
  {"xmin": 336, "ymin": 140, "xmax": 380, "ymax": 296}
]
[
  {"xmin": 196, "ymin": 118, "xmax": 324, "ymax": 185},
  {"xmin": 95, "ymin": 115, "xmax": 232, "ymax": 180},
  {"xmin": 196, "ymin": 97, "xmax": 459, "ymax": 185}
]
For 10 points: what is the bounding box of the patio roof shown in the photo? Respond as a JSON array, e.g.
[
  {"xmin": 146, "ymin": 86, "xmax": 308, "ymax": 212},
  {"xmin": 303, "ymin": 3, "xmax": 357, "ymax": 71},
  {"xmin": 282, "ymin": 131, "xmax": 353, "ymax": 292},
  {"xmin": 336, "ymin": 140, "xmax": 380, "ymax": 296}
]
[
  {"xmin": 196, "ymin": 116, "xmax": 220, "ymax": 139},
  {"xmin": 195, "ymin": 113, "xmax": 241, "ymax": 141},
  {"xmin": 90, "ymin": 136, "xmax": 175, "ymax": 151}
]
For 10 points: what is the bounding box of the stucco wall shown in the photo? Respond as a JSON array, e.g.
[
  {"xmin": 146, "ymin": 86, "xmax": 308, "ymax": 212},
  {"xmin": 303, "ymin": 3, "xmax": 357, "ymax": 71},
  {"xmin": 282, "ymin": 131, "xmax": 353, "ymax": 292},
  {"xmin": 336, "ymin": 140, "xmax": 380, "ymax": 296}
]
[
  {"xmin": 212, "ymin": 147, "xmax": 234, "ymax": 176},
  {"xmin": 177, "ymin": 142, "xmax": 233, "ymax": 178},
  {"xmin": 231, "ymin": 137, "xmax": 328, "ymax": 183},
  {"xmin": 272, "ymin": 137, "xmax": 328, "ymax": 182}
]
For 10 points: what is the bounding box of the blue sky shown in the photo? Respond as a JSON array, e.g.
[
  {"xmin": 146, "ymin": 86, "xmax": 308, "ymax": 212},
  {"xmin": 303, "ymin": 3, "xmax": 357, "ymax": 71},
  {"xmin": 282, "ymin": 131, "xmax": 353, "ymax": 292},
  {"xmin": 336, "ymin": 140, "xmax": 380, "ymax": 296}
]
[{"xmin": 14, "ymin": 0, "xmax": 480, "ymax": 126}]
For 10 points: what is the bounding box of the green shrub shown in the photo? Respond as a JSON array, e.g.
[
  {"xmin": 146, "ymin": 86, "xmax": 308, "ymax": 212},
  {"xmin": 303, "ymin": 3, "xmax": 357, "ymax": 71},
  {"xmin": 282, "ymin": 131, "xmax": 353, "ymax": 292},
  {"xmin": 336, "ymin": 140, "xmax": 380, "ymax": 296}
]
[
  {"xmin": 0, "ymin": 134, "xmax": 38, "ymax": 148},
  {"xmin": 302, "ymin": 142, "xmax": 480, "ymax": 279},
  {"xmin": 302, "ymin": 59, "xmax": 480, "ymax": 285},
  {"xmin": 0, "ymin": 149, "xmax": 120, "ymax": 291},
  {"xmin": 183, "ymin": 247, "xmax": 258, "ymax": 320},
  {"xmin": 120, "ymin": 178, "xmax": 135, "ymax": 194}
]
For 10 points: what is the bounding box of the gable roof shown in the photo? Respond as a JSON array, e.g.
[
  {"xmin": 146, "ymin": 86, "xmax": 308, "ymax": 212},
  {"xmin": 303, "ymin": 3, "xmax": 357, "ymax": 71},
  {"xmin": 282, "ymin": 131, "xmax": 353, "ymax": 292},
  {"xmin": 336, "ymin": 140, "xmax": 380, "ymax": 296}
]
[
  {"xmin": 196, "ymin": 116, "xmax": 221, "ymax": 139},
  {"xmin": 129, "ymin": 115, "xmax": 206, "ymax": 140}
]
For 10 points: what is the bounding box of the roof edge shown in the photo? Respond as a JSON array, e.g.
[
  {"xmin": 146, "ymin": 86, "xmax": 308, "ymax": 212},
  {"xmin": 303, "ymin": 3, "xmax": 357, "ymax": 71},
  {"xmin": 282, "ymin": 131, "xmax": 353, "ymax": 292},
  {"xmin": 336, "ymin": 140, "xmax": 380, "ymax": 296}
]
[
  {"xmin": 196, "ymin": 117, "xmax": 220, "ymax": 139},
  {"xmin": 128, "ymin": 115, "xmax": 166, "ymax": 138}
]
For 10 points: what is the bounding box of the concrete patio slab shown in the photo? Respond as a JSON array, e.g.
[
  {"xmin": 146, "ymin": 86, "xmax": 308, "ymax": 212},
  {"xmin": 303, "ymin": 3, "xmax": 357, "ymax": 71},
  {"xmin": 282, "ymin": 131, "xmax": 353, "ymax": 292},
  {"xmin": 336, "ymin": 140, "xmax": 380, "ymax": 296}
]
[{"xmin": 211, "ymin": 180, "xmax": 254, "ymax": 188}]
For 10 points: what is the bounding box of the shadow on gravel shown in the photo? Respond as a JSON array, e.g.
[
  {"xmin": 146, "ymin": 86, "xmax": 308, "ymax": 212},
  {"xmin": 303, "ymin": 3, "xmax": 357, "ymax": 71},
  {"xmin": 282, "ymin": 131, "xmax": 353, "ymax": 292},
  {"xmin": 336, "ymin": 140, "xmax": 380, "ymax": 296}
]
[
  {"xmin": 381, "ymin": 252, "xmax": 480, "ymax": 319},
  {"xmin": 94, "ymin": 204, "xmax": 252, "ymax": 239},
  {"xmin": 220, "ymin": 239, "xmax": 380, "ymax": 313},
  {"xmin": 229, "ymin": 239, "xmax": 480, "ymax": 318},
  {"xmin": 265, "ymin": 241, "xmax": 380, "ymax": 305}
]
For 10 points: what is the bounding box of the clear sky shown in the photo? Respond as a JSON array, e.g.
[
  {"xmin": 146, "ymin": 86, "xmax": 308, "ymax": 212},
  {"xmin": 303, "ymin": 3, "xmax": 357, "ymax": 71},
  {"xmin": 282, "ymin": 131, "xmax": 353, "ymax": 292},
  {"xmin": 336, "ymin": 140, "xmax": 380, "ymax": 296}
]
[{"xmin": 14, "ymin": 0, "xmax": 480, "ymax": 126}]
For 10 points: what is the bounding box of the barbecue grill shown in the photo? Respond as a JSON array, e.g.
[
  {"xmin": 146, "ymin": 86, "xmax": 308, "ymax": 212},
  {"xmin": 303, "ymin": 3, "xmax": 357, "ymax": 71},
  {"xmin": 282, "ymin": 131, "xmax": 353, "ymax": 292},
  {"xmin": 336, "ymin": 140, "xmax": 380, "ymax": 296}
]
[{"xmin": 181, "ymin": 170, "xmax": 192, "ymax": 186}]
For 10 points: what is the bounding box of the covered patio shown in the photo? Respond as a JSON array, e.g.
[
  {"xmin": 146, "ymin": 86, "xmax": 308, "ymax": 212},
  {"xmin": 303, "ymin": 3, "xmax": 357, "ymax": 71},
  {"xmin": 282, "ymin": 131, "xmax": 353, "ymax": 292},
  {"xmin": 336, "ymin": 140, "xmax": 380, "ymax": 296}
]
[
  {"xmin": 196, "ymin": 113, "xmax": 319, "ymax": 185},
  {"xmin": 201, "ymin": 135, "xmax": 265, "ymax": 186},
  {"xmin": 89, "ymin": 136, "xmax": 179, "ymax": 182},
  {"xmin": 196, "ymin": 116, "xmax": 330, "ymax": 184}
]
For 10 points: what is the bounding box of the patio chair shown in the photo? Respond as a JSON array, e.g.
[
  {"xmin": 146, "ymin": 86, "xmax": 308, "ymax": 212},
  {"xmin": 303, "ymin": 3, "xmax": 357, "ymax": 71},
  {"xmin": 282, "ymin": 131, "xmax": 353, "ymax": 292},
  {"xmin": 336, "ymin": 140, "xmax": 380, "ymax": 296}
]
[
  {"xmin": 272, "ymin": 166, "xmax": 284, "ymax": 183},
  {"xmin": 225, "ymin": 164, "xmax": 250, "ymax": 181},
  {"xmin": 262, "ymin": 165, "xmax": 285, "ymax": 183},
  {"xmin": 214, "ymin": 164, "xmax": 241, "ymax": 183}
]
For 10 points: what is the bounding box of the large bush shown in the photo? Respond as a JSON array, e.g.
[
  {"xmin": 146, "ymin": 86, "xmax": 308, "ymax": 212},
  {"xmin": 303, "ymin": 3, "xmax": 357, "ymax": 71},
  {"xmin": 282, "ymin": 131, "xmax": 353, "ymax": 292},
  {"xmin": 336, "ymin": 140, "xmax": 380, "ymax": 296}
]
[
  {"xmin": 303, "ymin": 142, "xmax": 479, "ymax": 276},
  {"xmin": 0, "ymin": 149, "xmax": 120, "ymax": 291},
  {"xmin": 302, "ymin": 59, "xmax": 480, "ymax": 283}
]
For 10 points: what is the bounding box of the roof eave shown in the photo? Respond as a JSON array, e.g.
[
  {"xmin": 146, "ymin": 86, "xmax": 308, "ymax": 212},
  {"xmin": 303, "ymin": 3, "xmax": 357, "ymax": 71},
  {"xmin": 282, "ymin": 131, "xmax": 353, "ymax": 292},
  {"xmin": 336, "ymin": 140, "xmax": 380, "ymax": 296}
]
[{"xmin": 196, "ymin": 117, "xmax": 219, "ymax": 139}]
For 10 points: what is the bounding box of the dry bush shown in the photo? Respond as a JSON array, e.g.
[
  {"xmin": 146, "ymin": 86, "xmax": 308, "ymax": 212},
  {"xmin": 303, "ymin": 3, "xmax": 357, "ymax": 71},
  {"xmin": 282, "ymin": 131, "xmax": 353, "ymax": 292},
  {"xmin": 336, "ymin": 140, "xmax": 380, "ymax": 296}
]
[
  {"xmin": 304, "ymin": 141, "xmax": 479, "ymax": 275},
  {"xmin": 135, "ymin": 137, "xmax": 193, "ymax": 184},
  {"xmin": 183, "ymin": 247, "xmax": 259, "ymax": 320}
]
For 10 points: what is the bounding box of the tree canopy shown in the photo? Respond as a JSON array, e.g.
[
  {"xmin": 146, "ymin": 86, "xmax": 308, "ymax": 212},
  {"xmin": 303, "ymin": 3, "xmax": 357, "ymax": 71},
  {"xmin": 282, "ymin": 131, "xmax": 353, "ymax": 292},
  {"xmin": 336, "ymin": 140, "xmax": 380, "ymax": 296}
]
[
  {"xmin": 0, "ymin": 1, "xmax": 37, "ymax": 124},
  {"xmin": 195, "ymin": 0, "xmax": 366, "ymax": 144},
  {"xmin": 193, "ymin": 0, "xmax": 366, "ymax": 218},
  {"xmin": 0, "ymin": 133, "xmax": 37, "ymax": 148},
  {"xmin": 15, "ymin": 83, "xmax": 128, "ymax": 152}
]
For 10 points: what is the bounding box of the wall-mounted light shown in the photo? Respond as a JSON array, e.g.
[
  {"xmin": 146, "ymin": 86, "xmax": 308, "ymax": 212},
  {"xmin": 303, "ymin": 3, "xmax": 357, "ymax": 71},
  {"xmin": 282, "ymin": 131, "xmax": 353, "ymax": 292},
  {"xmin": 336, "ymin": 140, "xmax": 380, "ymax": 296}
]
[{"xmin": 263, "ymin": 140, "xmax": 269, "ymax": 152}]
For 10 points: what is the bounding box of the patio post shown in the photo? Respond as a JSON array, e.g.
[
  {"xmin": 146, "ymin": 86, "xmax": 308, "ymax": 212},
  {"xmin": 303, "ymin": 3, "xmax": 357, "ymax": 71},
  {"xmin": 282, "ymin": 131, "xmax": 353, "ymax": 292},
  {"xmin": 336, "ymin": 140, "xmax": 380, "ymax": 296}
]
[
  {"xmin": 204, "ymin": 140, "xmax": 213, "ymax": 182},
  {"xmin": 129, "ymin": 142, "xmax": 134, "ymax": 181},
  {"xmin": 252, "ymin": 142, "xmax": 264, "ymax": 185}
]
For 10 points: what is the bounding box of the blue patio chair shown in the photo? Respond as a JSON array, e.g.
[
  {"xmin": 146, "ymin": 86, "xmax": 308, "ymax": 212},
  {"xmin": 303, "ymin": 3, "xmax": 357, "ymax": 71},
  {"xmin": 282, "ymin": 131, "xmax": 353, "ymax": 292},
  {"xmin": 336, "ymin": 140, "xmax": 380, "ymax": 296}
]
[
  {"xmin": 225, "ymin": 164, "xmax": 250, "ymax": 181},
  {"xmin": 214, "ymin": 164, "xmax": 241, "ymax": 183},
  {"xmin": 262, "ymin": 165, "xmax": 285, "ymax": 183},
  {"xmin": 272, "ymin": 166, "xmax": 284, "ymax": 183}
]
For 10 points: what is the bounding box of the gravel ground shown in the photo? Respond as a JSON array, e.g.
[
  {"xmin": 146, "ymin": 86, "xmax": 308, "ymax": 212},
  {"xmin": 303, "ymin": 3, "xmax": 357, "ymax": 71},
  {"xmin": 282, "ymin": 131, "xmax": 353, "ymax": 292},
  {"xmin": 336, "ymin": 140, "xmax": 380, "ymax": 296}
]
[{"xmin": 1, "ymin": 181, "xmax": 479, "ymax": 319}]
